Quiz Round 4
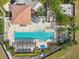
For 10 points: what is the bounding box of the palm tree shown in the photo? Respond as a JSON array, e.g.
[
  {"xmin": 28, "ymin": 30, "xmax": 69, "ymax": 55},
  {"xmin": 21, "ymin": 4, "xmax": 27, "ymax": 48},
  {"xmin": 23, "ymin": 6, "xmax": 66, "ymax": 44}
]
[
  {"xmin": 69, "ymin": 17, "xmax": 77, "ymax": 40},
  {"xmin": 47, "ymin": 0, "xmax": 61, "ymax": 11}
]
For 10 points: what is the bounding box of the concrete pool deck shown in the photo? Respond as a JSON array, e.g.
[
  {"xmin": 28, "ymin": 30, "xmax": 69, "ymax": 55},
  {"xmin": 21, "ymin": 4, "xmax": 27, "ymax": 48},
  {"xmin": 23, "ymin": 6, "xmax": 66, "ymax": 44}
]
[{"xmin": 6, "ymin": 21, "xmax": 56, "ymax": 44}]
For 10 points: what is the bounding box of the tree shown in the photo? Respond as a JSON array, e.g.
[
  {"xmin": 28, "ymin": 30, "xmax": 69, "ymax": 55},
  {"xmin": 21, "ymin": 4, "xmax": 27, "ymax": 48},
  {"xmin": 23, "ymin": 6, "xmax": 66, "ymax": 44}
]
[
  {"xmin": 47, "ymin": 0, "xmax": 61, "ymax": 12},
  {"xmin": 39, "ymin": 0, "xmax": 46, "ymax": 4},
  {"xmin": 63, "ymin": 0, "xmax": 76, "ymax": 3},
  {"xmin": 69, "ymin": 17, "xmax": 77, "ymax": 40},
  {"xmin": 37, "ymin": 7, "xmax": 47, "ymax": 16},
  {"xmin": 8, "ymin": 46, "xmax": 14, "ymax": 55}
]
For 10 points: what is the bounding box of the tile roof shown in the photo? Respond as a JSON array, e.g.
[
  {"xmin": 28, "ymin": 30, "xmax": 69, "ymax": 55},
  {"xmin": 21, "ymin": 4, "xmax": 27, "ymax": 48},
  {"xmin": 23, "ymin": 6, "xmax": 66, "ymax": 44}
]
[{"xmin": 12, "ymin": 4, "xmax": 31, "ymax": 24}]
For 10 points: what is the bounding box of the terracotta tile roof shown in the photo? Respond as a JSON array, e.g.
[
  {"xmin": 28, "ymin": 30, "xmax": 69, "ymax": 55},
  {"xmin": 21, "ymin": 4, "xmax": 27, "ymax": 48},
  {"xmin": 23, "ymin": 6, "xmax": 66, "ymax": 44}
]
[{"xmin": 12, "ymin": 4, "xmax": 31, "ymax": 24}]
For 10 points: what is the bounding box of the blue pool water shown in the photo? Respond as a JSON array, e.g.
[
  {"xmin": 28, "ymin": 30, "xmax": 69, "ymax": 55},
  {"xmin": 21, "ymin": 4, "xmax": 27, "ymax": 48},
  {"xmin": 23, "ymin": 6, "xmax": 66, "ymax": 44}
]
[
  {"xmin": 40, "ymin": 45, "xmax": 47, "ymax": 49},
  {"xmin": 14, "ymin": 32, "xmax": 55, "ymax": 41}
]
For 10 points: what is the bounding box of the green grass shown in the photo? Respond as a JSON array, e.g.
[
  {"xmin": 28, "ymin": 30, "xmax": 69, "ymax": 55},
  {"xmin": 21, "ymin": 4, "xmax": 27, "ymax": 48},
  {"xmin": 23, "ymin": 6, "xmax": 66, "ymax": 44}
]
[
  {"xmin": 45, "ymin": 44, "xmax": 79, "ymax": 59},
  {"xmin": 0, "ymin": 0, "xmax": 9, "ymax": 6},
  {"xmin": 45, "ymin": 49, "xmax": 67, "ymax": 59},
  {"xmin": 15, "ymin": 53, "xmax": 36, "ymax": 56},
  {"xmin": 45, "ymin": 40, "xmax": 78, "ymax": 59},
  {"xmin": 61, "ymin": 45, "xmax": 79, "ymax": 59},
  {"xmin": 0, "ymin": 19, "xmax": 4, "ymax": 34},
  {"xmin": 0, "ymin": 9, "xmax": 3, "ymax": 16},
  {"xmin": 0, "ymin": 0, "xmax": 9, "ymax": 16}
]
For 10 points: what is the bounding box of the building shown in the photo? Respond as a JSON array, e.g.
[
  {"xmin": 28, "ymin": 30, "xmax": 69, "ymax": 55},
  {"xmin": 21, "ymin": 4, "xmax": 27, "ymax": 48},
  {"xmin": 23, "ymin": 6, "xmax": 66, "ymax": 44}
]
[
  {"xmin": 61, "ymin": 4, "xmax": 74, "ymax": 16},
  {"xmin": 12, "ymin": 4, "xmax": 31, "ymax": 24}
]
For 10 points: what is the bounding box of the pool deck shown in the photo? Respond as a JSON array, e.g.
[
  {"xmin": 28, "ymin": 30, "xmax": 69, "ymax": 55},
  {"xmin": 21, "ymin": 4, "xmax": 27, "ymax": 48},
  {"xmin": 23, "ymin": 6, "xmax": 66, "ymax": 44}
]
[
  {"xmin": 35, "ymin": 40, "xmax": 47, "ymax": 49},
  {"xmin": 6, "ymin": 21, "xmax": 56, "ymax": 45}
]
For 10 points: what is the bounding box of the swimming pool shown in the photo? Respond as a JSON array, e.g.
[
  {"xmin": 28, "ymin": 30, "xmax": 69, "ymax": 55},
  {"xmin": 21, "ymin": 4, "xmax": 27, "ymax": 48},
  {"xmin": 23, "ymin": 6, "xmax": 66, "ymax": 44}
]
[{"xmin": 14, "ymin": 32, "xmax": 55, "ymax": 41}]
